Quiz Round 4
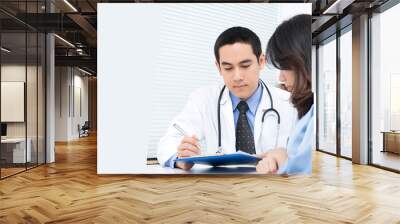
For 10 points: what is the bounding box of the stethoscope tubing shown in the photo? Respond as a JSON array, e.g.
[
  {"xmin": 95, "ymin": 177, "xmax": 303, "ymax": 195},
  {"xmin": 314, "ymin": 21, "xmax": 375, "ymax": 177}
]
[{"xmin": 217, "ymin": 79, "xmax": 281, "ymax": 152}]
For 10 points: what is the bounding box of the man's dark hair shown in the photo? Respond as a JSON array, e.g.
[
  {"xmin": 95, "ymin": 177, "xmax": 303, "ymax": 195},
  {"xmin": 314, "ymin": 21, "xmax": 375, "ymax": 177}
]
[{"xmin": 214, "ymin": 26, "xmax": 262, "ymax": 64}]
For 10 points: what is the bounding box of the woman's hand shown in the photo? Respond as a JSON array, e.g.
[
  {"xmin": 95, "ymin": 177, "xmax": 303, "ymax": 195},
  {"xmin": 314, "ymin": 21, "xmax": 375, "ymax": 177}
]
[{"xmin": 256, "ymin": 148, "xmax": 288, "ymax": 174}]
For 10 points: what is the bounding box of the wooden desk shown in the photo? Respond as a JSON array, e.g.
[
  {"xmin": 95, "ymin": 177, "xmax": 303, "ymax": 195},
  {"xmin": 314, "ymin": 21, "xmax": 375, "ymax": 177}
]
[
  {"xmin": 382, "ymin": 131, "xmax": 400, "ymax": 154},
  {"xmin": 143, "ymin": 164, "xmax": 258, "ymax": 174},
  {"xmin": 0, "ymin": 138, "xmax": 32, "ymax": 164}
]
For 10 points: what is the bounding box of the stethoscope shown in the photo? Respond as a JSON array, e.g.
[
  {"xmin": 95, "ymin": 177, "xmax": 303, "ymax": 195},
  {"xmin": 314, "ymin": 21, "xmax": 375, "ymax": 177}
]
[{"xmin": 217, "ymin": 79, "xmax": 281, "ymax": 153}]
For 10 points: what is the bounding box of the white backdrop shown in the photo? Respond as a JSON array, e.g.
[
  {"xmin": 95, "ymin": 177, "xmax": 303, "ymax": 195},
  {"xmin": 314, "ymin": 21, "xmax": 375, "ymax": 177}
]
[{"xmin": 98, "ymin": 3, "xmax": 310, "ymax": 174}]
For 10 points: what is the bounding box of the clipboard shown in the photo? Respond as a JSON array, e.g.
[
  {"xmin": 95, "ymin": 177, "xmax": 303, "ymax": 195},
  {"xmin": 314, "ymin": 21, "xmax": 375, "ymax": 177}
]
[{"xmin": 175, "ymin": 151, "xmax": 261, "ymax": 166}]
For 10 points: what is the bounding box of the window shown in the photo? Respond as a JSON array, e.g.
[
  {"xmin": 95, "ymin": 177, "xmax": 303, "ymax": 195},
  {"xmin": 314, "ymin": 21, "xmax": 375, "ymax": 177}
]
[
  {"xmin": 339, "ymin": 28, "xmax": 352, "ymax": 158},
  {"xmin": 0, "ymin": 1, "xmax": 47, "ymax": 179},
  {"xmin": 370, "ymin": 3, "xmax": 400, "ymax": 171},
  {"xmin": 317, "ymin": 36, "xmax": 337, "ymax": 155}
]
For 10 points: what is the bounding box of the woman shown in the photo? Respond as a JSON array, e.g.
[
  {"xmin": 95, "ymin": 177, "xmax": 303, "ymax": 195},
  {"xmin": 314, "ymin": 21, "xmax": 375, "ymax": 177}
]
[{"xmin": 256, "ymin": 14, "xmax": 314, "ymax": 175}]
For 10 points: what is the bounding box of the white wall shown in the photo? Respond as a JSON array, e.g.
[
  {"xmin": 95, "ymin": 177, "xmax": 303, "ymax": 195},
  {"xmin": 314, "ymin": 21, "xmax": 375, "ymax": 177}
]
[
  {"xmin": 55, "ymin": 67, "xmax": 89, "ymax": 141},
  {"xmin": 55, "ymin": 66, "xmax": 68, "ymax": 141},
  {"xmin": 72, "ymin": 72, "xmax": 89, "ymax": 138}
]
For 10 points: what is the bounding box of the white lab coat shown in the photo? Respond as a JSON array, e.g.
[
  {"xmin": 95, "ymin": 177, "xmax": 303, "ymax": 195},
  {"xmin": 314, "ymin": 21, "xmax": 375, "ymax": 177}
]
[{"xmin": 157, "ymin": 84, "xmax": 298, "ymax": 167}]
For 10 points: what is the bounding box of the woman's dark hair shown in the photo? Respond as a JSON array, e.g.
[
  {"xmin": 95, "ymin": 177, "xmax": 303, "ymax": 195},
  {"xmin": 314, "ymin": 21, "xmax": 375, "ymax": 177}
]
[{"xmin": 266, "ymin": 14, "xmax": 313, "ymax": 118}]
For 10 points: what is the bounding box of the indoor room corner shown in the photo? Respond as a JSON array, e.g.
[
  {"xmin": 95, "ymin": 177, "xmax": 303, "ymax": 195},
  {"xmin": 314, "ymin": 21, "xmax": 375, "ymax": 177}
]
[{"xmin": 1, "ymin": 1, "xmax": 400, "ymax": 223}]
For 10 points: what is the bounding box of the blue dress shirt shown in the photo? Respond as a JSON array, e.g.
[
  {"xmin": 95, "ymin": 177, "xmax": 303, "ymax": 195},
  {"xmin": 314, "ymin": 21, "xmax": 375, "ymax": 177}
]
[
  {"xmin": 229, "ymin": 84, "xmax": 263, "ymax": 133},
  {"xmin": 277, "ymin": 104, "xmax": 314, "ymax": 175}
]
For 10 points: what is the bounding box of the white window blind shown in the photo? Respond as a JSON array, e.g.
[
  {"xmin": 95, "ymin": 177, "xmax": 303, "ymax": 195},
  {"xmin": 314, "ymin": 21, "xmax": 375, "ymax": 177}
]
[{"xmin": 146, "ymin": 4, "xmax": 310, "ymax": 158}]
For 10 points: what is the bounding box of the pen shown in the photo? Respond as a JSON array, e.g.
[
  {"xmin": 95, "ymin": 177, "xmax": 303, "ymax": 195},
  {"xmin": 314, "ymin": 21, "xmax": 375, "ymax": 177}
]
[
  {"xmin": 173, "ymin": 123, "xmax": 189, "ymax": 137},
  {"xmin": 173, "ymin": 123, "xmax": 223, "ymax": 155},
  {"xmin": 173, "ymin": 123, "xmax": 201, "ymax": 150}
]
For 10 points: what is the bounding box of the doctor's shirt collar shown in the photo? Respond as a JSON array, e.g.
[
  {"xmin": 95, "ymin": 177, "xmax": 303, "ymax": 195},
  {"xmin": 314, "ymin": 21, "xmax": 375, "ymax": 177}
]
[{"xmin": 229, "ymin": 83, "xmax": 263, "ymax": 115}]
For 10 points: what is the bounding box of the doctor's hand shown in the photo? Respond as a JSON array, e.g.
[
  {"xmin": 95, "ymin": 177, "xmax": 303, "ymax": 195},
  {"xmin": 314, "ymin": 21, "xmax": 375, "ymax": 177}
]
[
  {"xmin": 256, "ymin": 148, "xmax": 288, "ymax": 174},
  {"xmin": 175, "ymin": 135, "xmax": 201, "ymax": 170}
]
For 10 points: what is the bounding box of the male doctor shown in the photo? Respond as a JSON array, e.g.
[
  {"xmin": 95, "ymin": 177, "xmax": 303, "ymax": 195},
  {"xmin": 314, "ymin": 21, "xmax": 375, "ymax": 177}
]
[{"xmin": 157, "ymin": 26, "xmax": 297, "ymax": 172}]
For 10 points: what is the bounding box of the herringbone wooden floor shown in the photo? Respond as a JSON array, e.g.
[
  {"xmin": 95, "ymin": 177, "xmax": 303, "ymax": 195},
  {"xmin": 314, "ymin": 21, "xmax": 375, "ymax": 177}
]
[{"xmin": 1, "ymin": 134, "xmax": 400, "ymax": 223}]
